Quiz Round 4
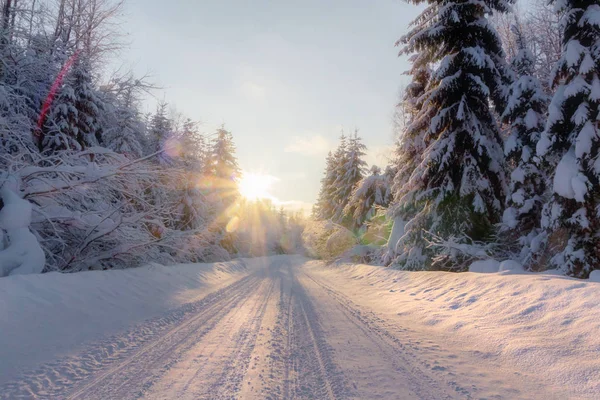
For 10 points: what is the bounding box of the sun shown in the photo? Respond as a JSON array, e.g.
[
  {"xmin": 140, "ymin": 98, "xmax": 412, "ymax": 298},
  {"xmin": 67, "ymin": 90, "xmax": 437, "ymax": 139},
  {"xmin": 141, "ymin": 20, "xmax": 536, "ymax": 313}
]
[{"xmin": 239, "ymin": 172, "xmax": 278, "ymax": 200}]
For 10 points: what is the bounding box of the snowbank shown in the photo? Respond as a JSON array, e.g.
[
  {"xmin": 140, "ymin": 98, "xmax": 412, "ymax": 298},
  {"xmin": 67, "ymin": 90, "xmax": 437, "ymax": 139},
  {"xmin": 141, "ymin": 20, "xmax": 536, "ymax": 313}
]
[
  {"xmin": 0, "ymin": 257, "xmax": 273, "ymax": 384},
  {"xmin": 0, "ymin": 186, "xmax": 45, "ymax": 277},
  {"xmin": 468, "ymin": 259, "xmax": 500, "ymax": 273},
  {"xmin": 309, "ymin": 262, "xmax": 600, "ymax": 397}
]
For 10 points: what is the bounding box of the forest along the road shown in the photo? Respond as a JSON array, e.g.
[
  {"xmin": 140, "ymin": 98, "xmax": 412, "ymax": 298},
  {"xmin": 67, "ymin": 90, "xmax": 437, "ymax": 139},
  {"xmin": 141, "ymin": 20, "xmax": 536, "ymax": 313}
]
[{"xmin": 4, "ymin": 257, "xmax": 562, "ymax": 400}]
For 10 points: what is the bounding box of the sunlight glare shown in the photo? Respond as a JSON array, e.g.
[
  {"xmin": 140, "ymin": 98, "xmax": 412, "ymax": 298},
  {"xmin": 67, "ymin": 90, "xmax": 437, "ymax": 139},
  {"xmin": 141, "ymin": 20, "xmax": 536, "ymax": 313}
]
[{"xmin": 239, "ymin": 172, "xmax": 277, "ymax": 200}]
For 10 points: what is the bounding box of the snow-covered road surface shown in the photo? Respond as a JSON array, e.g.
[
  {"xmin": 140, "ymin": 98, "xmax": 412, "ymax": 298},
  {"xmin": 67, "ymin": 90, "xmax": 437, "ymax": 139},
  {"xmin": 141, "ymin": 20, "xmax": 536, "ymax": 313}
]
[{"xmin": 1, "ymin": 256, "xmax": 574, "ymax": 399}]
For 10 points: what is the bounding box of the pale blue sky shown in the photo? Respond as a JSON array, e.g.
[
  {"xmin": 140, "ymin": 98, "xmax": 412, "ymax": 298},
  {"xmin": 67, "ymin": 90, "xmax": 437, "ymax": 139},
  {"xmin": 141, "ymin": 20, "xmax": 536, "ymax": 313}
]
[{"xmin": 118, "ymin": 0, "xmax": 419, "ymax": 213}]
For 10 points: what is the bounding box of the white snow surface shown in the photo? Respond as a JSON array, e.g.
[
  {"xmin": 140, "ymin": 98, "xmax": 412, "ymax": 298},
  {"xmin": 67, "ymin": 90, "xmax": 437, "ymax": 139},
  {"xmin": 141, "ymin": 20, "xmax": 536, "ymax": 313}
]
[
  {"xmin": 0, "ymin": 257, "xmax": 255, "ymax": 383},
  {"xmin": 0, "ymin": 187, "xmax": 45, "ymax": 277},
  {"xmin": 554, "ymin": 150, "xmax": 588, "ymax": 201},
  {"xmin": 468, "ymin": 259, "xmax": 500, "ymax": 273},
  {"xmin": 1, "ymin": 256, "xmax": 599, "ymax": 398},
  {"xmin": 318, "ymin": 262, "xmax": 600, "ymax": 398}
]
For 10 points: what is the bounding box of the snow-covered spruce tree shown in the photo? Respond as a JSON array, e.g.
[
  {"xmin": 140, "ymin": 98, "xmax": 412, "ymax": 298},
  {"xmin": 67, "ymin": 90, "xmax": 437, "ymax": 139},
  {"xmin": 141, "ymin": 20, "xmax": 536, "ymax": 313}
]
[
  {"xmin": 204, "ymin": 126, "xmax": 241, "ymax": 208},
  {"xmin": 500, "ymin": 22, "xmax": 549, "ymax": 265},
  {"xmin": 536, "ymin": 0, "xmax": 600, "ymax": 278},
  {"xmin": 399, "ymin": 0, "xmax": 513, "ymax": 270},
  {"xmin": 105, "ymin": 101, "xmax": 144, "ymax": 158},
  {"xmin": 206, "ymin": 126, "xmax": 241, "ymax": 182},
  {"xmin": 148, "ymin": 101, "xmax": 172, "ymax": 161},
  {"xmin": 201, "ymin": 127, "xmax": 241, "ymax": 254},
  {"xmin": 313, "ymin": 151, "xmax": 337, "ymax": 220},
  {"xmin": 41, "ymin": 55, "xmax": 104, "ymax": 153},
  {"xmin": 386, "ymin": 54, "xmax": 435, "ymax": 268},
  {"xmin": 42, "ymin": 71, "xmax": 81, "ymax": 152},
  {"xmin": 71, "ymin": 57, "xmax": 104, "ymax": 148},
  {"xmin": 100, "ymin": 87, "xmax": 145, "ymax": 159},
  {"xmin": 332, "ymin": 131, "xmax": 367, "ymax": 226},
  {"xmin": 175, "ymin": 119, "xmax": 209, "ymax": 231},
  {"xmin": 179, "ymin": 118, "xmax": 207, "ymax": 168},
  {"xmin": 343, "ymin": 165, "xmax": 393, "ymax": 231}
]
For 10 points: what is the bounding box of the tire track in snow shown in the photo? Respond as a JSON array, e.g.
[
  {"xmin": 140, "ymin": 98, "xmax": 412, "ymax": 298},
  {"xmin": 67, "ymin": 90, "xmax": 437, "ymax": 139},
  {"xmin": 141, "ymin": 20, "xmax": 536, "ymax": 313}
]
[
  {"xmin": 300, "ymin": 270, "xmax": 459, "ymax": 400},
  {"xmin": 65, "ymin": 274, "xmax": 264, "ymax": 400},
  {"xmin": 144, "ymin": 278, "xmax": 270, "ymax": 399},
  {"xmin": 196, "ymin": 276, "xmax": 275, "ymax": 399},
  {"xmin": 0, "ymin": 271, "xmax": 261, "ymax": 400},
  {"xmin": 288, "ymin": 273, "xmax": 350, "ymax": 400}
]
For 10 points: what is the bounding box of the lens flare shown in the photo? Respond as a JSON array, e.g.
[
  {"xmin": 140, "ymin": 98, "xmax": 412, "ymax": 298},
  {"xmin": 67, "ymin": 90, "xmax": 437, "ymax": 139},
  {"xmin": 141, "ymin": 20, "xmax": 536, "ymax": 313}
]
[{"xmin": 226, "ymin": 216, "xmax": 240, "ymax": 232}]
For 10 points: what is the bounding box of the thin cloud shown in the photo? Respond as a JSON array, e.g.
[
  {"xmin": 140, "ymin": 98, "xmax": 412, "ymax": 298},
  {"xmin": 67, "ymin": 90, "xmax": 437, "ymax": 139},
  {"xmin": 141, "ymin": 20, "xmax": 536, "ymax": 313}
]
[
  {"xmin": 284, "ymin": 135, "xmax": 331, "ymax": 156},
  {"xmin": 240, "ymin": 81, "xmax": 266, "ymax": 100}
]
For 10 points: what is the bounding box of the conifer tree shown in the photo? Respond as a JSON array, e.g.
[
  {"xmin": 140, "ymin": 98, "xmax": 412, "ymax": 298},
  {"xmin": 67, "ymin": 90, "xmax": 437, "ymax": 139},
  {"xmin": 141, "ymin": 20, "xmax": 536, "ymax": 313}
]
[
  {"xmin": 148, "ymin": 101, "xmax": 172, "ymax": 162},
  {"xmin": 179, "ymin": 118, "xmax": 206, "ymax": 168},
  {"xmin": 388, "ymin": 55, "xmax": 434, "ymax": 268},
  {"xmin": 399, "ymin": 0, "xmax": 513, "ymax": 269},
  {"xmin": 344, "ymin": 165, "xmax": 393, "ymax": 231},
  {"xmin": 175, "ymin": 118, "xmax": 207, "ymax": 230},
  {"xmin": 71, "ymin": 57, "xmax": 103, "ymax": 148},
  {"xmin": 104, "ymin": 100, "xmax": 144, "ymax": 158},
  {"xmin": 42, "ymin": 71, "xmax": 81, "ymax": 152},
  {"xmin": 328, "ymin": 133, "xmax": 348, "ymax": 219},
  {"xmin": 536, "ymin": 0, "xmax": 600, "ymax": 277},
  {"xmin": 332, "ymin": 131, "xmax": 367, "ymax": 224},
  {"xmin": 205, "ymin": 126, "xmax": 241, "ymax": 205},
  {"xmin": 41, "ymin": 55, "xmax": 104, "ymax": 153},
  {"xmin": 314, "ymin": 151, "xmax": 336, "ymax": 220},
  {"xmin": 501, "ymin": 22, "xmax": 548, "ymax": 264}
]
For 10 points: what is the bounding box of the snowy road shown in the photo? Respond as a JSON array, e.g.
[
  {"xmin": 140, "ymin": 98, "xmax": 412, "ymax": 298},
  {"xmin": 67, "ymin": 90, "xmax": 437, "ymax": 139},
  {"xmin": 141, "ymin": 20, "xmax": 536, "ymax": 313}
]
[{"xmin": 3, "ymin": 257, "xmax": 566, "ymax": 399}]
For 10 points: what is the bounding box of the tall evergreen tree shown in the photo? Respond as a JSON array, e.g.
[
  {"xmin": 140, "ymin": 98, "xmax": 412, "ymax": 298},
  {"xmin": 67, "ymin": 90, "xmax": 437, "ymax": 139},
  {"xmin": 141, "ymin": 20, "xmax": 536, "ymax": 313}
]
[
  {"xmin": 102, "ymin": 92, "xmax": 144, "ymax": 159},
  {"xmin": 387, "ymin": 54, "xmax": 434, "ymax": 268},
  {"xmin": 41, "ymin": 55, "xmax": 103, "ymax": 153},
  {"xmin": 501, "ymin": 22, "xmax": 549, "ymax": 264},
  {"xmin": 205, "ymin": 126, "xmax": 241, "ymax": 205},
  {"xmin": 332, "ymin": 131, "xmax": 367, "ymax": 225},
  {"xmin": 148, "ymin": 101, "xmax": 172, "ymax": 162},
  {"xmin": 399, "ymin": 0, "xmax": 513, "ymax": 269},
  {"xmin": 175, "ymin": 118, "xmax": 207, "ymax": 230},
  {"xmin": 42, "ymin": 70, "xmax": 81, "ymax": 152},
  {"xmin": 71, "ymin": 57, "xmax": 103, "ymax": 148},
  {"xmin": 179, "ymin": 118, "xmax": 206, "ymax": 168},
  {"xmin": 328, "ymin": 133, "xmax": 348, "ymax": 219},
  {"xmin": 344, "ymin": 165, "xmax": 393, "ymax": 231},
  {"xmin": 313, "ymin": 151, "xmax": 337, "ymax": 220},
  {"xmin": 207, "ymin": 126, "xmax": 241, "ymax": 180},
  {"xmin": 536, "ymin": 0, "xmax": 600, "ymax": 277}
]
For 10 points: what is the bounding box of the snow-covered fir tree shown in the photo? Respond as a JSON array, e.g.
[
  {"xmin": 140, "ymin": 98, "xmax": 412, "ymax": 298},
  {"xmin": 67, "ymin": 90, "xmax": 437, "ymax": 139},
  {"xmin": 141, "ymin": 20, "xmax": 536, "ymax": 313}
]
[
  {"xmin": 500, "ymin": 22, "xmax": 549, "ymax": 265},
  {"xmin": 344, "ymin": 165, "xmax": 393, "ymax": 231},
  {"xmin": 41, "ymin": 55, "xmax": 104, "ymax": 153},
  {"xmin": 71, "ymin": 57, "xmax": 104, "ymax": 148},
  {"xmin": 398, "ymin": 0, "xmax": 513, "ymax": 269},
  {"xmin": 42, "ymin": 70, "xmax": 81, "ymax": 152},
  {"xmin": 102, "ymin": 94, "xmax": 145, "ymax": 158},
  {"xmin": 332, "ymin": 131, "xmax": 367, "ymax": 225},
  {"xmin": 179, "ymin": 118, "xmax": 206, "ymax": 168},
  {"xmin": 386, "ymin": 53, "xmax": 434, "ymax": 268},
  {"xmin": 313, "ymin": 151, "xmax": 337, "ymax": 220},
  {"xmin": 204, "ymin": 126, "xmax": 241, "ymax": 206},
  {"xmin": 175, "ymin": 119, "xmax": 208, "ymax": 230},
  {"xmin": 326, "ymin": 134, "xmax": 348, "ymax": 219},
  {"xmin": 148, "ymin": 101, "xmax": 172, "ymax": 162},
  {"xmin": 536, "ymin": 0, "xmax": 600, "ymax": 278}
]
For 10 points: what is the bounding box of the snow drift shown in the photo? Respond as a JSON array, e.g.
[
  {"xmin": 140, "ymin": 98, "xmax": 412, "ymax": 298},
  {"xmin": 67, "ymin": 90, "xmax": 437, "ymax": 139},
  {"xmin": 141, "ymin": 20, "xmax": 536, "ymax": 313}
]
[
  {"xmin": 0, "ymin": 185, "xmax": 45, "ymax": 277},
  {"xmin": 309, "ymin": 262, "xmax": 600, "ymax": 397}
]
